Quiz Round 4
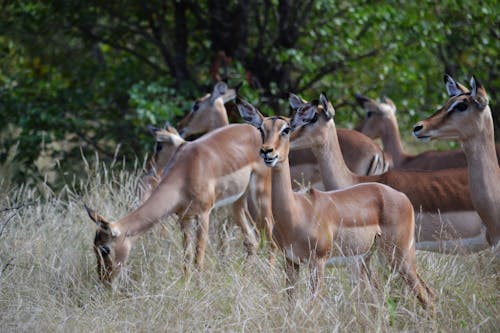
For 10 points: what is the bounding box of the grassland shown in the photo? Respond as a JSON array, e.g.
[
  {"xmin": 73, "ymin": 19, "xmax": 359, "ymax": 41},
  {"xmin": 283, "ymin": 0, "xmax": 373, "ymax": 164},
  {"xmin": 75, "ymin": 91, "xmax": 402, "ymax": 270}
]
[{"xmin": 0, "ymin": 158, "xmax": 498, "ymax": 332}]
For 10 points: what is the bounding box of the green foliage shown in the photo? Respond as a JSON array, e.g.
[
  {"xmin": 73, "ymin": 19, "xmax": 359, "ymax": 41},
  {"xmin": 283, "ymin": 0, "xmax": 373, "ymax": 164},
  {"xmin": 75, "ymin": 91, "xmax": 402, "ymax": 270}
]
[{"xmin": 0, "ymin": 0, "xmax": 498, "ymax": 185}]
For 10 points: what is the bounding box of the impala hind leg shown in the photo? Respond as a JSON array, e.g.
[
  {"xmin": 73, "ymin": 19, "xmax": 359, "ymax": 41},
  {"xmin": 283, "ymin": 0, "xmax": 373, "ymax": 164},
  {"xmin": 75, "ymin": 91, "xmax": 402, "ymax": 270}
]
[
  {"xmin": 194, "ymin": 211, "xmax": 211, "ymax": 271},
  {"xmin": 309, "ymin": 258, "xmax": 325, "ymax": 300},
  {"xmin": 382, "ymin": 242, "xmax": 434, "ymax": 310},
  {"xmin": 232, "ymin": 196, "xmax": 258, "ymax": 260},
  {"xmin": 285, "ymin": 258, "xmax": 300, "ymax": 300}
]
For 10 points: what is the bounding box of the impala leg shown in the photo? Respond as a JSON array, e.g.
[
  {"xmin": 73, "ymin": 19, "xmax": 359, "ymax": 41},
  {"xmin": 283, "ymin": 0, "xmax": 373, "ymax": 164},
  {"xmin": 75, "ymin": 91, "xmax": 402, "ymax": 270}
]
[
  {"xmin": 180, "ymin": 216, "xmax": 195, "ymax": 276},
  {"xmin": 309, "ymin": 258, "xmax": 325, "ymax": 300},
  {"xmin": 194, "ymin": 211, "xmax": 210, "ymax": 271},
  {"xmin": 285, "ymin": 258, "xmax": 300, "ymax": 300},
  {"xmin": 384, "ymin": 242, "xmax": 435, "ymax": 311},
  {"xmin": 232, "ymin": 196, "xmax": 258, "ymax": 260}
]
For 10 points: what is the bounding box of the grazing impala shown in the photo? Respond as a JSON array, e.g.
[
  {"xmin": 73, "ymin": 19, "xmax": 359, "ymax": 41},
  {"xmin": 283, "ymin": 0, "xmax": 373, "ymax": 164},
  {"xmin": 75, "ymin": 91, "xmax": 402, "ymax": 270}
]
[
  {"xmin": 176, "ymin": 82, "xmax": 388, "ymax": 189},
  {"xmin": 289, "ymin": 93, "xmax": 487, "ymax": 253},
  {"xmin": 236, "ymin": 98, "xmax": 434, "ymax": 309},
  {"xmin": 85, "ymin": 124, "xmax": 274, "ymax": 283},
  {"xmin": 355, "ymin": 94, "xmax": 500, "ymax": 170},
  {"xmin": 137, "ymin": 123, "xmax": 184, "ymax": 203},
  {"xmin": 414, "ymin": 75, "xmax": 500, "ymax": 255}
]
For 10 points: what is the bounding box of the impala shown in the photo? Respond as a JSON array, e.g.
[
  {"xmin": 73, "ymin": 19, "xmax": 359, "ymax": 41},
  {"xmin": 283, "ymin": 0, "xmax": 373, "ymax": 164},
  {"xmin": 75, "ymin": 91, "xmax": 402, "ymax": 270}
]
[
  {"xmin": 137, "ymin": 123, "xmax": 184, "ymax": 203},
  {"xmin": 355, "ymin": 94, "xmax": 500, "ymax": 170},
  {"xmin": 413, "ymin": 75, "xmax": 500, "ymax": 254},
  {"xmin": 176, "ymin": 82, "xmax": 388, "ymax": 189},
  {"xmin": 236, "ymin": 98, "xmax": 434, "ymax": 309},
  {"xmin": 289, "ymin": 93, "xmax": 487, "ymax": 253},
  {"xmin": 85, "ymin": 124, "xmax": 274, "ymax": 283}
]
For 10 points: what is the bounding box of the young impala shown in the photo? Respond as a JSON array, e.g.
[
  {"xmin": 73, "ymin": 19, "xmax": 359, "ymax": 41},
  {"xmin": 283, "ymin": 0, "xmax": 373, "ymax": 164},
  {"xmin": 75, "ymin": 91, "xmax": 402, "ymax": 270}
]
[
  {"xmin": 176, "ymin": 82, "xmax": 388, "ymax": 189},
  {"xmin": 85, "ymin": 124, "xmax": 274, "ymax": 283},
  {"xmin": 414, "ymin": 75, "xmax": 500, "ymax": 255},
  {"xmin": 355, "ymin": 94, "xmax": 500, "ymax": 170},
  {"xmin": 236, "ymin": 98, "xmax": 434, "ymax": 309},
  {"xmin": 288, "ymin": 93, "xmax": 487, "ymax": 253}
]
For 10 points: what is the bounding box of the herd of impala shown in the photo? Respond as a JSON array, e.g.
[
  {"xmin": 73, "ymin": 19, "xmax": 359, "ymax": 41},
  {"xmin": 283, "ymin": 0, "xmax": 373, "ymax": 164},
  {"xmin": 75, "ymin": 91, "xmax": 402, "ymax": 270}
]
[{"xmin": 85, "ymin": 74, "xmax": 500, "ymax": 311}]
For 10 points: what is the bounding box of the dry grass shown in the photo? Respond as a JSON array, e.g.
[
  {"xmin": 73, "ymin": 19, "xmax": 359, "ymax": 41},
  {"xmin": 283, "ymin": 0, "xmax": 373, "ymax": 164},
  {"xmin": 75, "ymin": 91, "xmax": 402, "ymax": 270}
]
[{"xmin": 0, "ymin": 160, "xmax": 498, "ymax": 333}]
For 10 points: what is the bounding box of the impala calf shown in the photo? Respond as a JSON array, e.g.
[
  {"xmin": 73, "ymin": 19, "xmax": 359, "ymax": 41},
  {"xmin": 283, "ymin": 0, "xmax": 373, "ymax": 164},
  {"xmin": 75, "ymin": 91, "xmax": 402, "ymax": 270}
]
[
  {"xmin": 414, "ymin": 75, "xmax": 500, "ymax": 254},
  {"xmin": 86, "ymin": 124, "xmax": 273, "ymax": 283},
  {"xmin": 236, "ymin": 98, "xmax": 434, "ymax": 309},
  {"xmin": 355, "ymin": 94, "xmax": 500, "ymax": 170},
  {"xmin": 289, "ymin": 93, "xmax": 488, "ymax": 253}
]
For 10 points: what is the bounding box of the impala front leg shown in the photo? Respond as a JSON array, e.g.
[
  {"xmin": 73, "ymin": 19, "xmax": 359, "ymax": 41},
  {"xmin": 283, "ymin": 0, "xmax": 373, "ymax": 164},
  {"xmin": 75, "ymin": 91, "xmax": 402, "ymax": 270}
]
[
  {"xmin": 180, "ymin": 216, "xmax": 195, "ymax": 276},
  {"xmin": 195, "ymin": 211, "xmax": 211, "ymax": 271}
]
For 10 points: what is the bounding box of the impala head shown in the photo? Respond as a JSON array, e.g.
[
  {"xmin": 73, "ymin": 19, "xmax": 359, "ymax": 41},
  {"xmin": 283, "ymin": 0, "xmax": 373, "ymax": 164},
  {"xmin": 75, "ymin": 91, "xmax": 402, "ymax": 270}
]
[
  {"xmin": 413, "ymin": 75, "xmax": 490, "ymax": 142},
  {"xmin": 236, "ymin": 98, "xmax": 292, "ymax": 168},
  {"xmin": 355, "ymin": 94, "xmax": 397, "ymax": 139},
  {"xmin": 288, "ymin": 92, "xmax": 336, "ymax": 150},
  {"xmin": 177, "ymin": 81, "xmax": 238, "ymax": 138},
  {"xmin": 85, "ymin": 204, "xmax": 130, "ymax": 283},
  {"xmin": 148, "ymin": 122, "xmax": 185, "ymax": 171}
]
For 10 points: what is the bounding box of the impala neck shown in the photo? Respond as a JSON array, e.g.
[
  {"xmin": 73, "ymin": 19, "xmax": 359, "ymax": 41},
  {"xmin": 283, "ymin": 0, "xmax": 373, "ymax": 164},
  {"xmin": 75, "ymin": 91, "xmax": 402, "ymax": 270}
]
[
  {"xmin": 271, "ymin": 157, "xmax": 299, "ymax": 226},
  {"xmin": 461, "ymin": 107, "xmax": 499, "ymax": 189},
  {"xmin": 380, "ymin": 114, "xmax": 407, "ymax": 166},
  {"xmin": 116, "ymin": 178, "xmax": 182, "ymax": 238},
  {"xmin": 313, "ymin": 121, "xmax": 357, "ymax": 190},
  {"xmin": 210, "ymin": 99, "xmax": 230, "ymax": 130}
]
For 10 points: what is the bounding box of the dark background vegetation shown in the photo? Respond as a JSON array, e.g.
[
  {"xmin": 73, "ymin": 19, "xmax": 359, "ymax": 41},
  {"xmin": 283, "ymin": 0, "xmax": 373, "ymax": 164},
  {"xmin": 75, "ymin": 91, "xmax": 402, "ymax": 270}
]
[{"xmin": 1, "ymin": 0, "xmax": 498, "ymax": 186}]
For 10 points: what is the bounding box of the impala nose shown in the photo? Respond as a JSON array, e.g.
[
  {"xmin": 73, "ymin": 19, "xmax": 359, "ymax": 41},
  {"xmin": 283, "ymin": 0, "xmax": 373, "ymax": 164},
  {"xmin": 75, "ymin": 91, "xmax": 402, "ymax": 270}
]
[
  {"xmin": 413, "ymin": 123, "xmax": 424, "ymax": 135},
  {"xmin": 260, "ymin": 147, "xmax": 273, "ymax": 156}
]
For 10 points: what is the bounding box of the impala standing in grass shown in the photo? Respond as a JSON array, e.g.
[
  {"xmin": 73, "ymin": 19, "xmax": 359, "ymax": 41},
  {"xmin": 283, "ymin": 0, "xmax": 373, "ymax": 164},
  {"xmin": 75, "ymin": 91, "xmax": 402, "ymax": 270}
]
[
  {"xmin": 86, "ymin": 123, "xmax": 274, "ymax": 282},
  {"xmin": 288, "ymin": 93, "xmax": 487, "ymax": 253},
  {"xmin": 413, "ymin": 75, "xmax": 500, "ymax": 255},
  {"xmin": 236, "ymin": 98, "xmax": 434, "ymax": 309}
]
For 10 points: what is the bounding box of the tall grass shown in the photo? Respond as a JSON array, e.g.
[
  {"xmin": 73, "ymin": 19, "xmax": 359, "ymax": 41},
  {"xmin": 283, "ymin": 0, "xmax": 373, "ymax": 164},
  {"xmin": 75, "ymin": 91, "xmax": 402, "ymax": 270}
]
[{"xmin": 0, "ymin": 159, "xmax": 498, "ymax": 332}]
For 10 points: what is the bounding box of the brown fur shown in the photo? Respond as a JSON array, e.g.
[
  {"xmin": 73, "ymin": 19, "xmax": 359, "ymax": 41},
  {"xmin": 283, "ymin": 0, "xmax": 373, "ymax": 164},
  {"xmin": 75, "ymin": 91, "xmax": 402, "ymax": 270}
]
[
  {"xmin": 86, "ymin": 124, "xmax": 274, "ymax": 283},
  {"xmin": 414, "ymin": 75, "xmax": 500, "ymax": 252},
  {"xmin": 355, "ymin": 94, "xmax": 500, "ymax": 170},
  {"xmin": 236, "ymin": 98, "xmax": 434, "ymax": 309},
  {"xmin": 288, "ymin": 93, "xmax": 487, "ymax": 252}
]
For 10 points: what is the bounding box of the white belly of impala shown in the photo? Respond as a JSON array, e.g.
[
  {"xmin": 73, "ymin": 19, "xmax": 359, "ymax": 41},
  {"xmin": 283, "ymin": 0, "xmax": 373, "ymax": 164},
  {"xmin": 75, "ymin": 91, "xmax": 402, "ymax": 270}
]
[{"xmin": 213, "ymin": 166, "xmax": 252, "ymax": 209}]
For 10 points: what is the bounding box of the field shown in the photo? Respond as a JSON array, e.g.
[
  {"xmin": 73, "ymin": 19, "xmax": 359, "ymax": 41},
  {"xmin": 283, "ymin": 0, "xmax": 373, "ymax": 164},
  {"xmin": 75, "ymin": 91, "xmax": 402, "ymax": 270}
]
[{"xmin": 0, "ymin": 158, "xmax": 498, "ymax": 333}]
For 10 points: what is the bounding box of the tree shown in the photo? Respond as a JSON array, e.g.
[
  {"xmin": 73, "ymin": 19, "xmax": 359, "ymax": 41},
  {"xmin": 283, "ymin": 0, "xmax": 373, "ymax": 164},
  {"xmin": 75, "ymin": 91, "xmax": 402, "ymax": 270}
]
[{"xmin": 0, "ymin": 0, "xmax": 498, "ymax": 186}]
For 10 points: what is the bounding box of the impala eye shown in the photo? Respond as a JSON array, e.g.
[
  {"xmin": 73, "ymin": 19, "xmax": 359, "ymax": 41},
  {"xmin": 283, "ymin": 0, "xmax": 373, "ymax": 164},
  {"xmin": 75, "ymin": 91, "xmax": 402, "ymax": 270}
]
[
  {"xmin": 281, "ymin": 127, "xmax": 292, "ymax": 136},
  {"xmin": 192, "ymin": 102, "xmax": 200, "ymax": 112},
  {"xmin": 455, "ymin": 102, "xmax": 468, "ymax": 112},
  {"xmin": 366, "ymin": 111, "xmax": 373, "ymax": 118}
]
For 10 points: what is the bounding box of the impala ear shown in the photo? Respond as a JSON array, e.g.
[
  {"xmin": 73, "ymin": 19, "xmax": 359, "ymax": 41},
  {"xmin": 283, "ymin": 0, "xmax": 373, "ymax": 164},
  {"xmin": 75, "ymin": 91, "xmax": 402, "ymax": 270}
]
[
  {"xmin": 163, "ymin": 122, "xmax": 180, "ymax": 136},
  {"xmin": 291, "ymin": 100, "xmax": 318, "ymax": 129},
  {"xmin": 211, "ymin": 81, "xmax": 228, "ymax": 101},
  {"xmin": 380, "ymin": 96, "xmax": 396, "ymax": 112},
  {"xmin": 444, "ymin": 74, "xmax": 468, "ymax": 96},
  {"xmin": 148, "ymin": 125, "xmax": 161, "ymax": 137},
  {"xmin": 235, "ymin": 98, "xmax": 263, "ymax": 128},
  {"xmin": 289, "ymin": 93, "xmax": 306, "ymax": 110},
  {"xmin": 470, "ymin": 76, "xmax": 488, "ymax": 110},
  {"xmin": 319, "ymin": 92, "xmax": 335, "ymax": 119},
  {"xmin": 155, "ymin": 131, "xmax": 185, "ymax": 146},
  {"xmin": 84, "ymin": 204, "xmax": 121, "ymax": 237}
]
